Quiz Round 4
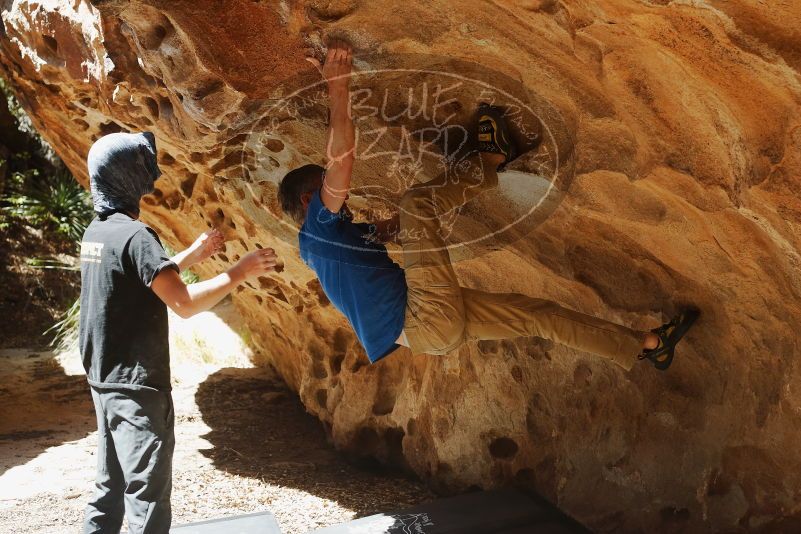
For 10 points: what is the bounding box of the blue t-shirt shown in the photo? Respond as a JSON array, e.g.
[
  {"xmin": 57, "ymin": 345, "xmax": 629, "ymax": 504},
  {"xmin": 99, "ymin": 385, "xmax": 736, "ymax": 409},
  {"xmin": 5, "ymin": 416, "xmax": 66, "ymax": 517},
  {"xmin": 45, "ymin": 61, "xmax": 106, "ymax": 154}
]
[{"xmin": 299, "ymin": 190, "xmax": 407, "ymax": 362}]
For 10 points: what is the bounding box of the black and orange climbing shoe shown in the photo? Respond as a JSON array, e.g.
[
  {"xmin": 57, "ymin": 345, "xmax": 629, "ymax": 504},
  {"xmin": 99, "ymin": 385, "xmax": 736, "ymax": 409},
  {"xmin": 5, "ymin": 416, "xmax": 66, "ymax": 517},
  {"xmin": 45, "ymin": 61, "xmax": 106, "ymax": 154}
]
[
  {"xmin": 638, "ymin": 307, "xmax": 700, "ymax": 371},
  {"xmin": 477, "ymin": 103, "xmax": 516, "ymax": 171}
]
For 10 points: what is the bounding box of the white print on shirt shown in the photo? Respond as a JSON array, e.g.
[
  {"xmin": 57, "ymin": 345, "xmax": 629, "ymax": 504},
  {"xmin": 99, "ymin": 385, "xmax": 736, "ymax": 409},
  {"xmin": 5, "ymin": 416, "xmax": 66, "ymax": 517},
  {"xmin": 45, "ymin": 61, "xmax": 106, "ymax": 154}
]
[{"xmin": 80, "ymin": 241, "xmax": 104, "ymax": 264}]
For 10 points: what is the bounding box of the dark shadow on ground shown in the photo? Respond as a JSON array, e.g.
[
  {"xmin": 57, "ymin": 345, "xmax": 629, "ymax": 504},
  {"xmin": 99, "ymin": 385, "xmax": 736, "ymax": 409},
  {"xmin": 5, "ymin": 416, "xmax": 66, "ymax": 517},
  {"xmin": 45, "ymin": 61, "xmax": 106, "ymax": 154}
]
[
  {"xmin": 0, "ymin": 350, "xmax": 95, "ymax": 475},
  {"xmin": 195, "ymin": 367, "xmax": 436, "ymax": 519},
  {"xmin": 196, "ymin": 367, "xmax": 589, "ymax": 532}
]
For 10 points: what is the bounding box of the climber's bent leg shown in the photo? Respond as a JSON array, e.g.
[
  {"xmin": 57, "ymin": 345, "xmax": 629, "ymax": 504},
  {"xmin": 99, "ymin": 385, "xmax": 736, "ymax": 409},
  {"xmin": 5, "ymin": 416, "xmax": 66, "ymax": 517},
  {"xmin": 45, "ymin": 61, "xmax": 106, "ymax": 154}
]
[
  {"xmin": 461, "ymin": 288, "xmax": 645, "ymax": 370},
  {"xmin": 398, "ymin": 101, "xmax": 507, "ymax": 355},
  {"xmin": 399, "ymin": 184, "xmax": 465, "ymax": 355},
  {"xmin": 399, "ymin": 151, "xmax": 501, "ymax": 354},
  {"xmin": 400, "ymin": 151, "xmax": 500, "ymax": 229}
]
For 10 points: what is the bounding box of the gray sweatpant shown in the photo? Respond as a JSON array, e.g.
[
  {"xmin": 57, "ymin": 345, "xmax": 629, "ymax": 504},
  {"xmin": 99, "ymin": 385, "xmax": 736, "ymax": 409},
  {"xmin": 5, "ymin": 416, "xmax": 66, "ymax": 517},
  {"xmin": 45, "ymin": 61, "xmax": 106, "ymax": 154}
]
[{"xmin": 84, "ymin": 384, "xmax": 175, "ymax": 534}]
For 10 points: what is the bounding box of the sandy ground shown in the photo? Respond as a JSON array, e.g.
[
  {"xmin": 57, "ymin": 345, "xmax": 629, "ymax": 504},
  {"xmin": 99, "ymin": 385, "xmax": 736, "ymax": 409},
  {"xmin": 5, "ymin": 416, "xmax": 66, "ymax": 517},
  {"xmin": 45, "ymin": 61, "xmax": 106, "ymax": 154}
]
[{"xmin": 0, "ymin": 302, "xmax": 433, "ymax": 533}]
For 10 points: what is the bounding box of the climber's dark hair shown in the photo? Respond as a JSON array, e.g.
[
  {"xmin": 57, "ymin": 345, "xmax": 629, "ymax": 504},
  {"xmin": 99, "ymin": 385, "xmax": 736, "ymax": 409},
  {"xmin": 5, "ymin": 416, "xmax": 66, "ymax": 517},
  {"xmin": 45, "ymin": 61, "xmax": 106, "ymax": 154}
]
[{"xmin": 278, "ymin": 164, "xmax": 325, "ymax": 225}]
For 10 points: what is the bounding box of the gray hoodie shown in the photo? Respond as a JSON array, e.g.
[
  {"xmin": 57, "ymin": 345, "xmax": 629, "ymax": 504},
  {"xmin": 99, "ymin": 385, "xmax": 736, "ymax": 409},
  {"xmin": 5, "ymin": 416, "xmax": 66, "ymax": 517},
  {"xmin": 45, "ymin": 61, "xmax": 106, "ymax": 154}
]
[{"xmin": 87, "ymin": 132, "xmax": 161, "ymax": 216}]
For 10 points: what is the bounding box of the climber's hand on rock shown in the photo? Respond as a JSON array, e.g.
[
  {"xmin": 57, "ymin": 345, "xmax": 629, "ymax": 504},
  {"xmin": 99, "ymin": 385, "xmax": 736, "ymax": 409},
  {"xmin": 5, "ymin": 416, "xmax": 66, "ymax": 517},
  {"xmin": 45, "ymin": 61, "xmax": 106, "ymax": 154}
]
[
  {"xmin": 307, "ymin": 39, "xmax": 352, "ymax": 92},
  {"xmin": 228, "ymin": 248, "xmax": 278, "ymax": 282}
]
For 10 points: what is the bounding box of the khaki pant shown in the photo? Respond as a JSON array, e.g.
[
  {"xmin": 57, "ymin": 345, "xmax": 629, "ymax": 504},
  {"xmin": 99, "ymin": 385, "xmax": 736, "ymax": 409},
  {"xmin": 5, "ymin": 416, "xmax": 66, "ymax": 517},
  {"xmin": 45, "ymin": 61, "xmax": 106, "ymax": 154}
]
[{"xmin": 399, "ymin": 155, "xmax": 644, "ymax": 370}]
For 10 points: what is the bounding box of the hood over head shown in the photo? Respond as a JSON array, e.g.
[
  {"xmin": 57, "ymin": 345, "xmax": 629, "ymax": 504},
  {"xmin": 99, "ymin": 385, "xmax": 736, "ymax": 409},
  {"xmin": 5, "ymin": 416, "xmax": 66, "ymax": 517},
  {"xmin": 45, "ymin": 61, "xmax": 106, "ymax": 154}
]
[{"xmin": 87, "ymin": 131, "xmax": 161, "ymax": 217}]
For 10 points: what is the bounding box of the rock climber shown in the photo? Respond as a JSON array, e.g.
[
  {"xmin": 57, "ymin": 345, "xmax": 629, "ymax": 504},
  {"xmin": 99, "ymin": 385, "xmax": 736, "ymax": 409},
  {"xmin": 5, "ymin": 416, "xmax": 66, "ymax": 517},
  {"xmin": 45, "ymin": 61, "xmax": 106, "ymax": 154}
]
[
  {"xmin": 278, "ymin": 40, "xmax": 699, "ymax": 372},
  {"xmin": 79, "ymin": 132, "xmax": 277, "ymax": 534}
]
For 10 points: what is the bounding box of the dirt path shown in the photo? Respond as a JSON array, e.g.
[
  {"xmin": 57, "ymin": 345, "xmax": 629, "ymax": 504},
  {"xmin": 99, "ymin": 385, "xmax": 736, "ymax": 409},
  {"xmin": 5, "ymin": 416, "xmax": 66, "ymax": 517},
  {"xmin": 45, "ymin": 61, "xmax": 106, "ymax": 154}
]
[{"xmin": 0, "ymin": 326, "xmax": 433, "ymax": 533}]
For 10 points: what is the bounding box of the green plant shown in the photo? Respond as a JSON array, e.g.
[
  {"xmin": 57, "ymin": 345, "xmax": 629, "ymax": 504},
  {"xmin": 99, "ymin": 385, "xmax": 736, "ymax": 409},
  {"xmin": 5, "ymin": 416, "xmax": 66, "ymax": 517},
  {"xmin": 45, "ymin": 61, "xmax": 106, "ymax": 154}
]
[
  {"xmin": 45, "ymin": 297, "xmax": 80, "ymax": 353},
  {"xmin": 3, "ymin": 168, "xmax": 92, "ymax": 243},
  {"xmin": 0, "ymin": 77, "xmax": 89, "ymax": 350},
  {"xmin": 26, "ymin": 257, "xmax": 79, "ymax": 270},
  {"xmin": 180, "ymin": 269, "xmax": 200, "ymax": 285},
  {"xmin": 32, "ymin": 254, "xmax": 81, "ymax": 350},
  {"xmin": 238, "ymin": 325, "xmax": 253, "ymax": 347},
  {"xmin": 0, "ymin": 165, "xmax": 33, "ymax": 229},
  {"xmin": 162, "ymin": 244, "xmax": 201, "ymax": 284}
]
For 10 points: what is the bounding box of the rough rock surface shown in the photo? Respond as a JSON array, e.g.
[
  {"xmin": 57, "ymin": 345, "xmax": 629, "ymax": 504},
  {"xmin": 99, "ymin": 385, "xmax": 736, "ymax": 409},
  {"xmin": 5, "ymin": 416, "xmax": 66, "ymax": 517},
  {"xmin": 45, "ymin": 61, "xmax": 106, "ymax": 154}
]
[{"xmin": 1, "ymin": 1, "xmax": 800, "ymax": 531}]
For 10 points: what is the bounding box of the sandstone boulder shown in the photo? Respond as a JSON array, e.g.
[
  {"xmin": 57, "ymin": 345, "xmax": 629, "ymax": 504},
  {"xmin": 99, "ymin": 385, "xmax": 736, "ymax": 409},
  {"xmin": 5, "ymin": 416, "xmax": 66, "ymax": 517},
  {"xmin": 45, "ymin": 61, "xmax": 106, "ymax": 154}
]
[{"xmin": 1, "ymin": 1, "xmax": 800, "ymax": 531}]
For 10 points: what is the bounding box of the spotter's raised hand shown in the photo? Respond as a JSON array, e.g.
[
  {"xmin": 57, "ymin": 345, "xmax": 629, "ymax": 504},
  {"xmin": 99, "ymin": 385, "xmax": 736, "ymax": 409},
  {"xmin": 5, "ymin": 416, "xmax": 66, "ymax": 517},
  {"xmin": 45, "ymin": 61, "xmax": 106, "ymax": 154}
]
[{"xmin": 187, "ymin": 228, "xmax": 225, "ymax": 264}]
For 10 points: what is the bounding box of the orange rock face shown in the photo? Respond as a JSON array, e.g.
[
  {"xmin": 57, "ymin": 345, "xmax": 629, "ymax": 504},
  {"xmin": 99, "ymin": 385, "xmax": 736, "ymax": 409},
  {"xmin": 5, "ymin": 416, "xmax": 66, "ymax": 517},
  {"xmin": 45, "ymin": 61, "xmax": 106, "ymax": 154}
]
[{"xmin": 1, "ymin": 1, "xmax": 800, "ymax": 531}]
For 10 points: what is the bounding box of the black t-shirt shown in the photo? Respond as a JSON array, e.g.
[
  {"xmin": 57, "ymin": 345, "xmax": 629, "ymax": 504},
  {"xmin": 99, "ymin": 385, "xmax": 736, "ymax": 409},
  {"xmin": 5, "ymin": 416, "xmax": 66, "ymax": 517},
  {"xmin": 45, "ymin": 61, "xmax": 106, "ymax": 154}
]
[{"xmin": 79, "ymin": 212, "xmax": 179, "ymax": 390}]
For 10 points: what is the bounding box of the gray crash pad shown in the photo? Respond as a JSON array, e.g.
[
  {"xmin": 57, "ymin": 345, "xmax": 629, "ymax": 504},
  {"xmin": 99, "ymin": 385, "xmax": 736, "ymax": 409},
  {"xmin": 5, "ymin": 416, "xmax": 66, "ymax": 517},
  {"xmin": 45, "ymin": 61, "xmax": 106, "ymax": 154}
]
[
  {"xmin": 169, "ymin": 511, "xmax": 281, "ymax": 534},
  {"xmin": 310, "ymin": 489, "xmax": 587, "ymax": 534}
]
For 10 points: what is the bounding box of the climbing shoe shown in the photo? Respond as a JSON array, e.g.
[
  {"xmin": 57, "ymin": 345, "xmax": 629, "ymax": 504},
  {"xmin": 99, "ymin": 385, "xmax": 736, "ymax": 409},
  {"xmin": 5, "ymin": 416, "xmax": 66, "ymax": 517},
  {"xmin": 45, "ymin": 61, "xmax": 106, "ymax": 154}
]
[
  {"xmin": 477, "ymin": 103, "xmax": 516, "ymax": 171},
  {"xmin": 638, "ymin": 307, "xmax": 700, "ymax": 371}
]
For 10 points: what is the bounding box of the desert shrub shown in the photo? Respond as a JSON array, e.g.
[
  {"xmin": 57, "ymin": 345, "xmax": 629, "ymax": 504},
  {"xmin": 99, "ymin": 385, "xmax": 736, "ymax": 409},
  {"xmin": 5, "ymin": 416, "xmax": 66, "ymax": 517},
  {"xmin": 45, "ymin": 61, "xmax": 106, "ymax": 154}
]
[
  {"xmin": 163, "ymin": 244, "xmax": 201, "ymax": 284},
  {"xmin": 0, "ymin": 76, "xmax": 91, "ymax": 348},
  {"xmin": 3, "ymin": 167, "xmax": 92, "ymax": 243},
  {"xmin": 45, "ymin": 297, "xmax": 80, "ymax": 353}
]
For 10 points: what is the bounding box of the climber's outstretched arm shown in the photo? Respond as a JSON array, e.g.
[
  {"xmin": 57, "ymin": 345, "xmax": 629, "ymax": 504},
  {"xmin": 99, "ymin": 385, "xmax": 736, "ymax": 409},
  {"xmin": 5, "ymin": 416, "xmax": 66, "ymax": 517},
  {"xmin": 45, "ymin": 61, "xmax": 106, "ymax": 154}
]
[{"xmin": 308, "ymin": 40, "xmax": 354, "ymax": 214}]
